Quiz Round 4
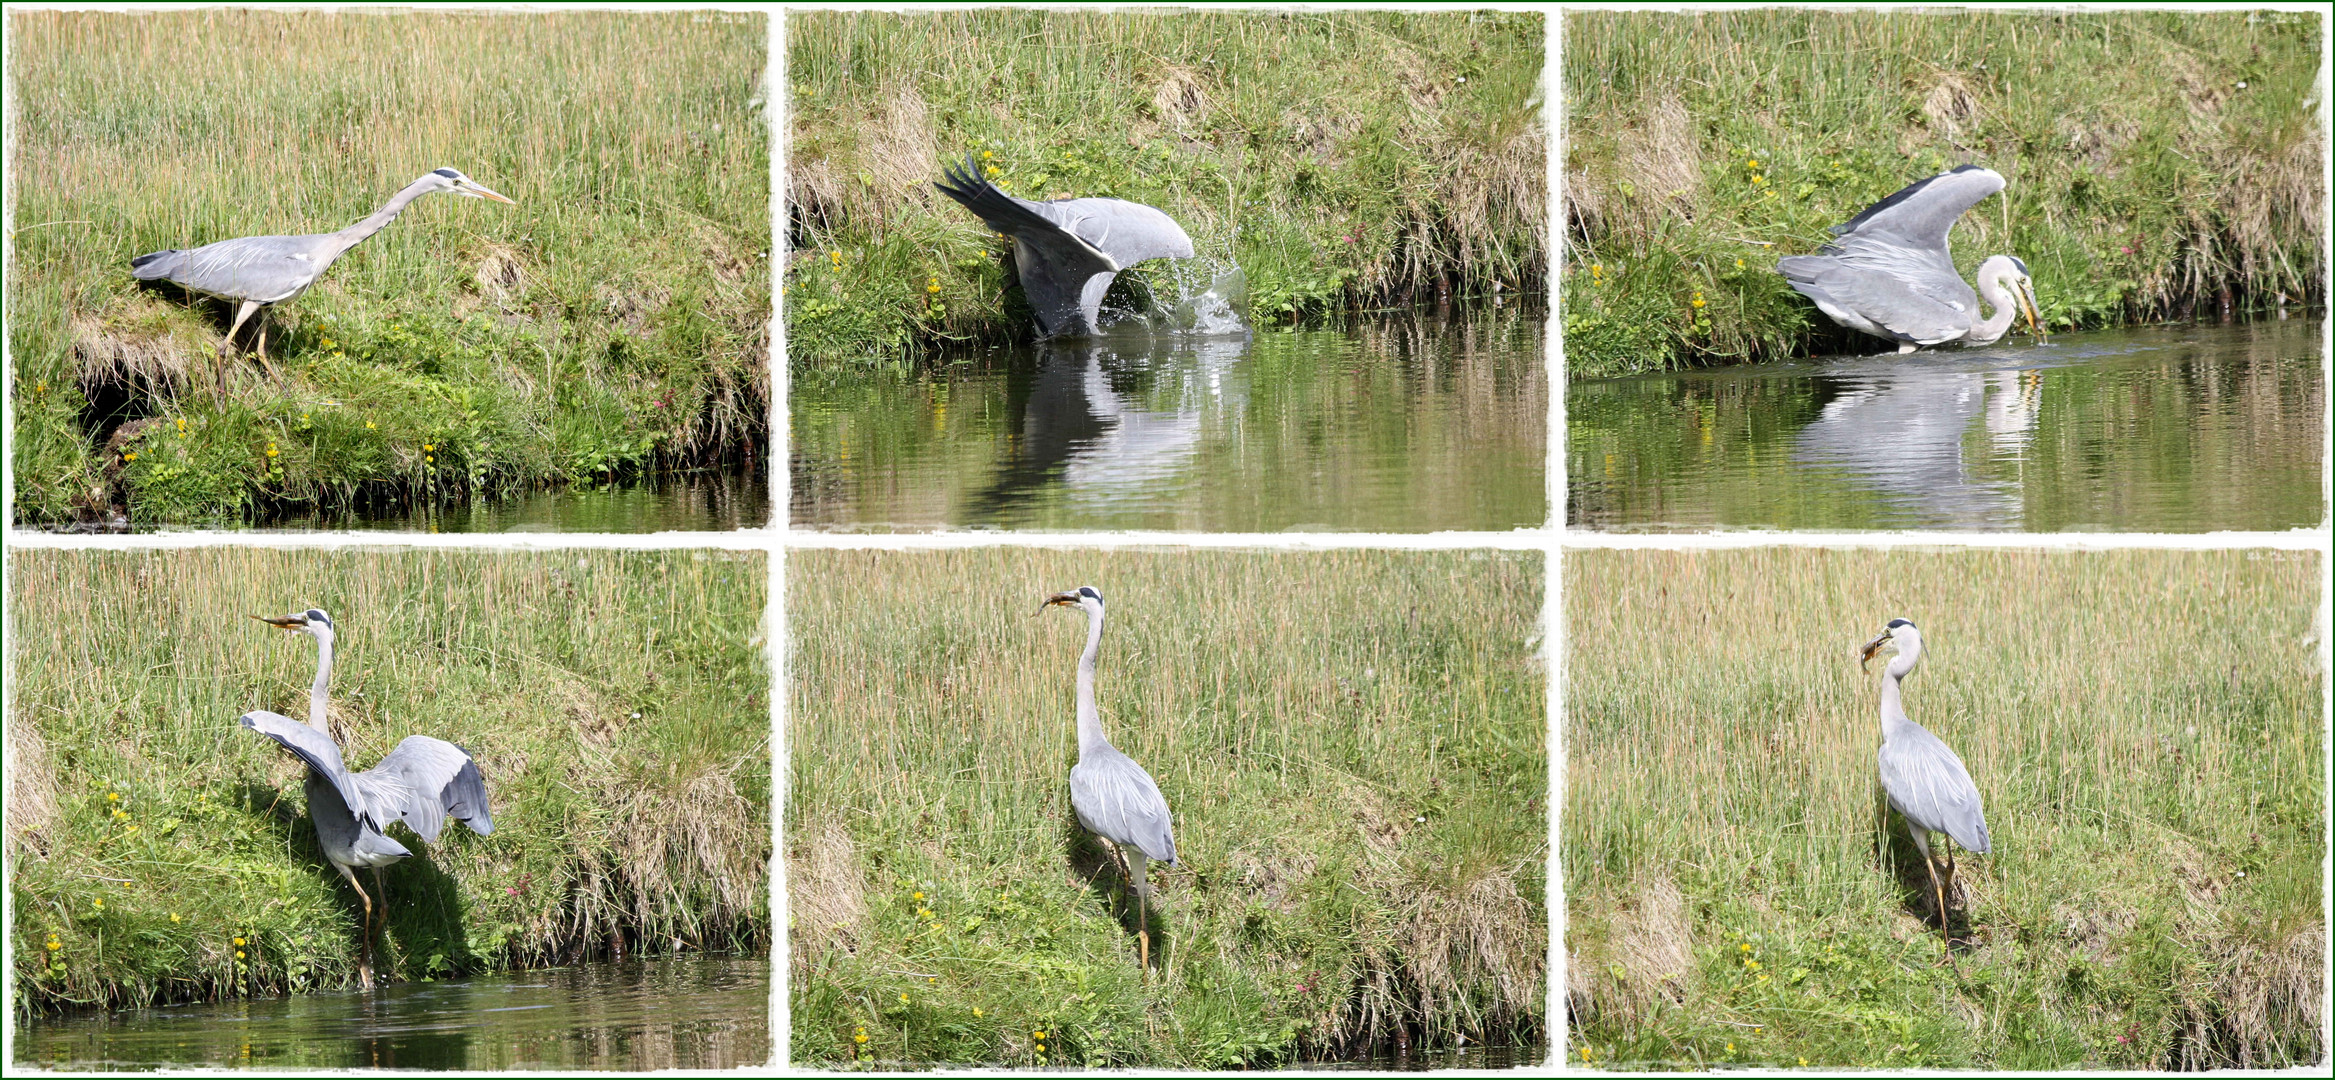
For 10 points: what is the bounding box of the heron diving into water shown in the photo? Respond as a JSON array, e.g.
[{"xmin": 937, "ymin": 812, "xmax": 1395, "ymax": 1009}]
[
  {"xmin": 1862, "ymin": 618, "xmax": 1990, "ymax": 946},
  {"xmin": 1042, "ymin": 587, "xmax": 1177, "ymax": 970},
  {"xmin": 1779, "ymin": 166, "xmax": 2043, "ymax": 353},
  {"xmin": 239, "ymin": 608, "xmax": 494, "ymax": 990},
  {"xmin": 937, "ymin": 156, "xmax": 1194, "ymax": 339},
  {"xmin": 132, "ymin": 168, "xmax": 514, "ymax": 374}
]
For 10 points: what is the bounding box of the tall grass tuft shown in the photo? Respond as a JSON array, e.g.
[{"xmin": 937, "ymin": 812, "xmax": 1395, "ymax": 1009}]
[
  {"xmin": 1565, "ymin": 548, "xmax": 2323, "ymax": 1069},
  {"xmin": 787, "ymin": 548, "xmax": 1546, "ymax": 1067},
  {"xmin": 1564, "ymin": 9, "xmax": 2325, "ymax": 376},
  {"xmin": 8, "ymin": 548, "xmax": 770, "ymax": 1012},
  {"xmin": 786, "ymin": 9, "xmax": 1547, "ymax": 363},
  {"xmin": 9, "ymin": 10, "xmax": 770, "ymax": 525}
]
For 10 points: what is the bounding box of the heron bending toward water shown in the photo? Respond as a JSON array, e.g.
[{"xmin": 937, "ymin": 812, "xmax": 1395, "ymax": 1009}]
[
  {"xmin": 1779, "ymin": 166, "xmax": 2042, "ymax": 353},
  {"xmin": 132, "ymin": 168, "xmax": 514, "ymax": 374},
  {"xmin": 1862, "ymin": 618, "xmax": 1990, "ymax": 944},
  {"xmin": 240, "ymin": 609, "xmax": 494, "ymax": 989},
  {"xmin": 937, "ymin": 156, "xmax": 1194, "ymax": 339},
  {"xmin": 1043, "ymin": 587, "xmax": 1177, "ymax": 970}
]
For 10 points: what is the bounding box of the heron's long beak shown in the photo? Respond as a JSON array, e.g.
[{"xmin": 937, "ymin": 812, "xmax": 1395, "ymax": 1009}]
[
  {"xmin": 251, "ymin": 613, "xmax": 306, "ymax": 629},
  {"xmin": 2018, "ymin": 280, "xmax": 2044, "ymax": 342},
  {"xmin": 466, "ymin": 181, "xmax": 517, "ymax": 205},
  {"xmin": 1859, "ymin": 630, "xmax": 1890, "ymax": 671},
  {"xmin": 1037, "ymin": 591, "xmax": 1080, "ymax": 615}
]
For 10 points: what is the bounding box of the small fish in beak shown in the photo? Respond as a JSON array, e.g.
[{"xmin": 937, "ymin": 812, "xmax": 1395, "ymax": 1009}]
[
  {"xmin": 251, "ymin": 613, "xmax": 307, "ymax": 630},
  {"xmin": 1859, "ymin": 630, "xmax": 1891, "ymax": 671}
]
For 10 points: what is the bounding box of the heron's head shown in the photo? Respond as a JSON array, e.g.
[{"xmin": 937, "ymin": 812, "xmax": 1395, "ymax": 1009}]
[
  {"xmin": 1859, "ymin": 617, "xmax": 1919, "ymax": 671},
  {"xmin": 428, "ymin": 167, "xmax": 516, "ymax": 205},
  {"xmin": 251, "ymin": 608, "xmax": 335, "ymax": 642},
  {"xmin": 1040, "ymin": 586, "xmax": 1105, "ymax": 618},
  {"xmin": 1991, "ymin": 255, "xmax": 2043, "ymax": 341}
]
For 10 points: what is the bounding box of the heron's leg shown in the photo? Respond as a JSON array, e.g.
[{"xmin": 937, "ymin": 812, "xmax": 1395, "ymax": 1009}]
[
  {"xmin": 1127, "ymin": 851, "xmax": 1151, "ymax": 973},
  {"xmin": 223, "ymin": 301, "xmax": 260, "ymax": 357},
  {"xmin": 335, "ymin": 863, "xmax": 375, "ymax": 990}
]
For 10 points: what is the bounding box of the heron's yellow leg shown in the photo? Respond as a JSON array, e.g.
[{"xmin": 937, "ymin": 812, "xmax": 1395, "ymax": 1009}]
[{"xmin": 336, "ymin": 863, "xmax": 376, "ymax": 990}]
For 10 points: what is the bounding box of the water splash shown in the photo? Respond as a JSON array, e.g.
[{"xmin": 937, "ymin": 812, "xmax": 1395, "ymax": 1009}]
[{"xmin": 1101, "ymin": 255, "xmax": 1250, "ymax": 337}]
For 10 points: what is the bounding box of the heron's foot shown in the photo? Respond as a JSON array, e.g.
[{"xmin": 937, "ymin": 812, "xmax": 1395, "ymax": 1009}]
[{"xmin": 1138, "ymin": 928, "xmax": 1151, "ymax": 974}]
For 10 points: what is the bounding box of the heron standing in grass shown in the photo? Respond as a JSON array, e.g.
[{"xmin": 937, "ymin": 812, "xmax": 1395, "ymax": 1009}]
[
  {"xmin": 132, "ymin": 168, "xmax": 514, "ymax": 376},
  {"xmin": 937, "ymin": 156, "xmax": 1194, "ymax": 339},
  {"xmin": 1863, "ymin": 618, "xmax": 1990, "ymax": 944},
  {"xmin": 240, "ymin": 608, "xmax": 494, "ymax": 990},
  {"xmin": 1778, "ymin": 166, "xmax": 2043, "ymax": 353},
  {"xmin": 1043, "ymin": 586, "xmax": 1176, "ymax": 970}
]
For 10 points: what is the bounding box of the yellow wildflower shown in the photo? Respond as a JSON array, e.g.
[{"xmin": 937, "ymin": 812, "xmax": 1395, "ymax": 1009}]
[
  {"xmin": 899, "ymin": 993, "xmax": 909, "ymax": 1004},
  {"xmin": 233, "ymin": 937, "xmax": 245, "ymax": 946},
  {"xmin": 366, "ymin": 420, "xmax": 376, "ymax": 429},
  {"xmin": 912, "ymin": 892, "xmax": 924, "ymax": 901},
  {"xmin": 45, "ymin": 940, "xmax": 60, "ymax": 951},
  {"xmin": 92, "ymin": 899, "xmax": 103, "ymax": 909},
  {"xmin": 236, "ymin": 950, "xmax": 246, "ymax": 960},
  {"xmin": 972, "ymin": 1007, "xmax": 984, "ymax": 1018},
  {"xmin": 170, "ymin": 913, "xmax": 182, "ymax": 923},
  {"xmin": 108, "ymin": 793, "xmax": 120, "ymax": 802}
]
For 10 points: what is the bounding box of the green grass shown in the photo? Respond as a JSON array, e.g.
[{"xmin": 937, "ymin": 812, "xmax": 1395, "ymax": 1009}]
[
  {"xmin": 787, "ymin": 548, "xmax": 1547, "ymax": 1068},
  {"xmin": 1564, "ymin": 9, "xmax": 2325, "ymax": 376},
  {"xmin": 786, "ymin": 9, "xmax": 1546, "ymax": 364},
  {"xmin": 1564, "ymin": 548, "xmax": 2324, "ymax": 1070},
  {"xmin": 8, "ymin": 548, "xmax": 769, "ymax": 1012},
  {"xmin": 8, "ymin": 9, "xmax": 770, "ymax": 526}
]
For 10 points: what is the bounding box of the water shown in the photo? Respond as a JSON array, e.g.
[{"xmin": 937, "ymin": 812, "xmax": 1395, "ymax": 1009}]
[
  {"xmin": 13, "ymin": 956, "xmax": 770, "ymax": 1071},
  {"xmin": 792, "ymin": 306, "xmax": 1548, "ymax": 532},
  {"xmin": 1568, "ymin": 320, "xmax": 2324, "ymax": 531},
  {"xmin": 260, "ymin": 469, "xmax": 769, "ymax": 533}
]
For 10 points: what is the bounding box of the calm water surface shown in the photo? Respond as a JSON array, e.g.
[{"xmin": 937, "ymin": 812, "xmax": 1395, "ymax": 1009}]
[
  {"xmin": 258, "ymin": 469, "xmax": 768, "ymax": 533},
  {"xmin": 14, "ymin": 956, "xmax": 770, "ymax": 1071},
  {"xmin": 792, "ymin": 308, "xmax": 1548, "ymax": 531},
  {"xmin": 1569, "ymin": 320, "xmax": 2324, "ymax": 531}
]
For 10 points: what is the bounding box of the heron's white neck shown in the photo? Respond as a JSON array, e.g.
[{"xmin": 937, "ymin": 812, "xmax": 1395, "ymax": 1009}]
[
  {"xmin": 1075, "ymin": 607, "xmax": 1110, "ymax": 757},
  {"xmin": 1965, "ymin": 255, "xmax": 2028, "ymax": 346},
  {"xmin": 1878, "ymin": 638, "xmax": 1921, "ymax": 738},
  {"xmin": 308, "ymin": 630, "xmax": 336, "ymax": 735},
  {"xmin": 328, "ymin": 174, "xmax": 441, "ymax": 258}
]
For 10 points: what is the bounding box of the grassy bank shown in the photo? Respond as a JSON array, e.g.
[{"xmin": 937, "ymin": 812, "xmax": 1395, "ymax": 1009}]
[
  {"xmin": 8, "ymin": 548, "xmax": 770, "ymax": 1013},
  {"xmin": 786, "ymin": 9, "xmax": 1546, "ymax": 363},
  {"xmin": 1565, "ymin": 548, "xmax": 2324, "ymax": 1069},
  {"xmin": 8, "ymin": 10, "xmax": 770, "ymax": 527},
  {"xmin": 1563, "ymin": 9, "xmax": 2325, "ymax": 376},
  {"xmin": 787, "ymin": 549, "xmax": 1547, "ymax": 1068}
]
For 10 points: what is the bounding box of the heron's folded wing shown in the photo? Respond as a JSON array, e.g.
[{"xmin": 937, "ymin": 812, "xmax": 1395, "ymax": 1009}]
[
  {"xmin": 1779, "ymin": 258, "xmax": 1970, "ymax": 345},
  {"xmin": 1877, "ymin": 732, "xmax": 1991, "ymax": 853},
  {"xmin": 357, "ymin": 735, "xmax": 494, "ymax": 843},
  {"xmin": 238, "ymin": 711, "xmax": 379, "ymax": 828},
  {"xmin": 133, "ymin": 234, "xmax": 325, "ymax": 304},
  {"xmin": 1071, "ymin": 754, "xmax": 1178, "ymax": 865},
  {"xmin": 1045, "ymin": 198, "xmax": 1196, "ymax": 269}
]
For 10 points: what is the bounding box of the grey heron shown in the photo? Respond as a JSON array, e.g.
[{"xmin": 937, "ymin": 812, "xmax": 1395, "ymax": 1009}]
[
  {"xmin": 1862, "ymin": 618, "xmax": 1989, "ymax": 942},
  {"xmin": 132, "ymin": 168, "xmax": 515, "ymax": 374},
  {"xmin": 1042, "ymin": 586, "xmax": 1177, "ymax": 970},
  {"xmin": 1778, "ymin": 166, "xmax": 2043, "ymax": 353},
  {"xmin": 239, "ymin": 608, "xmax": 493, "ymax": 989},
  {"xmin": 937, "ymin": 156, "xmax": 1194, "ymax": 339}
]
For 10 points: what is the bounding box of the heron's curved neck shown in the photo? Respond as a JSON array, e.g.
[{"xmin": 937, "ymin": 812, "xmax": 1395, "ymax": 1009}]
[
  {"xmin": 1075, "ymin": 609, "xmax": 1109, "ymax": 756},
  {"xmin": 1878, "ymin": 644, "xmax": 1920, "ymax": 736},
  {"xmin": 308, "ymin": 632, "xmax": 335, "ymax": 734},
  {"xmin": 328, "ymin": 175, "xmax": 437, "ymax": 256},
  {"xmin": 1968, "ymin": 258, "xmax": 2023, "ymax": 345}
]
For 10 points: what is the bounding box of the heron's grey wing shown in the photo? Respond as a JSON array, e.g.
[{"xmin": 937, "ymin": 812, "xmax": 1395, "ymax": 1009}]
[
  {"xmin": 1828, "ymin": 166, "xmax": 2005, "ymax": 256},
  {"xmin": 238, "ymin": 711, "xmax": 376, "ymax": 826},
  {"xmin": 936, "ymin": 158, "xmax": 1119, "ymax": 274},
  {"xmin": 1777, "ymin": 256, "xmax": 1974, "ymax": 345},
  {"xmin": 129, "ymin": 234, "xmax": 332, "ymax": 303},
  {"xmin": 353, "ymin": 735, "xmax": 494, "ymax": 843},
  {"xmin": 1070, "ymin": 752, "xmax": 1178, "ymax": 865},
  {"xmin": 1877, "ymin": 729, "xmax": 1991, "ymax": 853}
]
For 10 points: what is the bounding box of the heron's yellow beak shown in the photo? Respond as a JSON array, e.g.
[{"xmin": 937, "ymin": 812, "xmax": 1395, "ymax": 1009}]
[
  {"xmin": 1859, "ymin": 630, "xmax": 1891, "ymax": 671},
  {"xmin": 251, "ymin": 613, "xmax": 306, "ymax": 630},
  {"xmin": 471, "ymin": 183, "xmax": 517, "ymax": 205},
  {"xmin": 2018, "ymin": 280, "xmax": 2044, "ymax": 342}
]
